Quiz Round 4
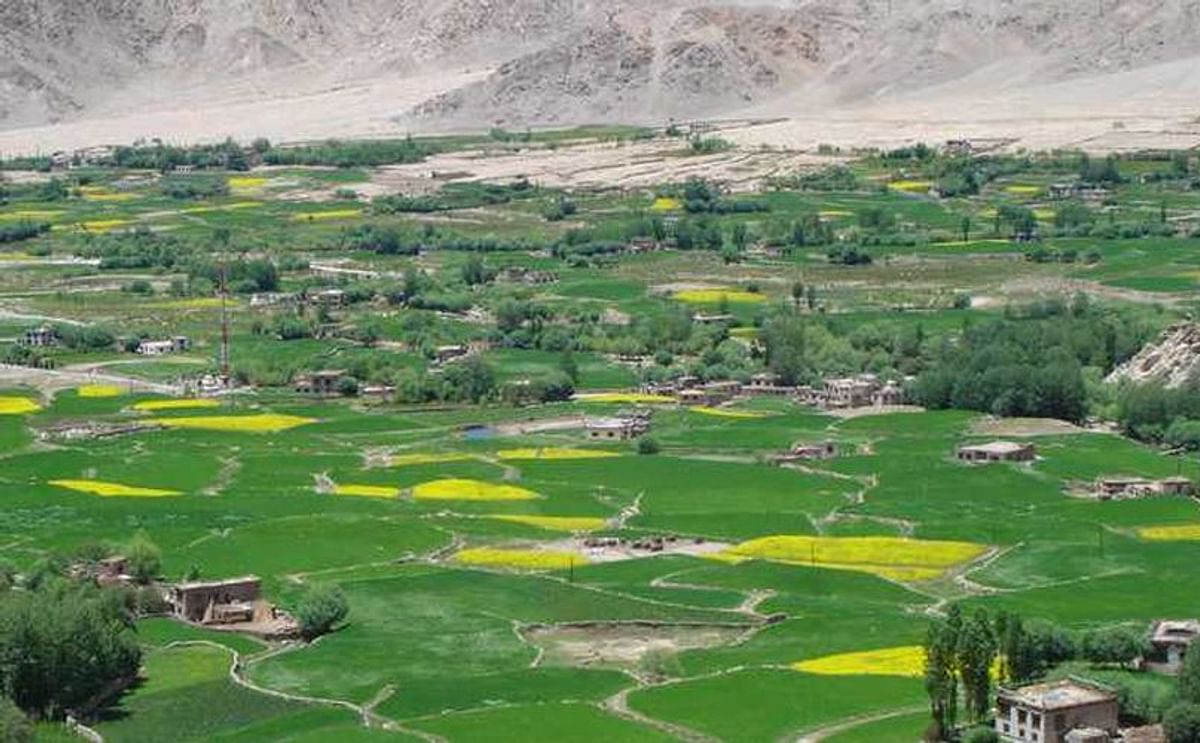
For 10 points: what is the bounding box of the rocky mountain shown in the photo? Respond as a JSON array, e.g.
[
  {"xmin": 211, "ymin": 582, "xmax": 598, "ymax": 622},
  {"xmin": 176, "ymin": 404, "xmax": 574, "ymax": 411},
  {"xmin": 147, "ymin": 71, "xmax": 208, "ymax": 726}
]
[
  {"xmin": 1108, "ymin": 323, "xmax": 1200, "ymax": 389},
  {"xmin": 1, "ymin": 0, "xmax": 1198, "ymax": 135}
]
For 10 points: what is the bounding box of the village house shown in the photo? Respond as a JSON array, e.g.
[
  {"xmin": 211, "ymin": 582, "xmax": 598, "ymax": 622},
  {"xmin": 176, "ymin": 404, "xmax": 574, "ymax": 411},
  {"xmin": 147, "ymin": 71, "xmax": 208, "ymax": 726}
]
[
  {"xmin": 136, "ymin": 336, "xmax": 190, "ymax": 356},
  {"xmin": 166, "ymin": 576, "xmax": 263, "ymax": 625},
  {"xmin": 1094, "ymin": 476, "xmax": 1194, "ymax": 500},
  {"xmin": 1145, "ymin": 619, "xmax": 1200, "ymax": 674},
  {"xmin": 68, "ymin": 555, "xmax": 133, "ymax": 587},
  {"xmin": 956, "ymin": 441, "xmax": 1037, "ymax": 464},
  {"xmin": 995, "ymin": 679, "xmax": 1119, "ymax": 743},
  {"xmin": 585, "ymin": 414, "xmax": 649, "ymax": 440},
  {"xmin": 294, "ymin": 370, "xmax": 346, "ymax": 396},
  {"xmin": 745, "ymin": 373, "xmax": 795, "ymax": 397},
  {"xmin": 692, "ymin": 313, "xmax": 736, "ymax": 326},
  {"xmin": 434, "ymin": 344, "xmax": 470, "ymax": 364},
  {"xmin": 823, "ymin": 377, "xmax": 879, "ymax": 409},
  {"xmin": 250, "ymin": 292, "xmax": 300, "ymax": 309},
  {"xmin": 309, "ymin": 288, "xmax": 347, "ymax": 308},
  {"xmin": 771, "ymin": 441, "xmax": 838, "ymax": 465},
  {"xmin": 360, "ymin": 385, "xmax": 396, "ymax": 402},
  {"xmin": 19, "ymin": 325, "xmax": 57, "ymax": 348}
]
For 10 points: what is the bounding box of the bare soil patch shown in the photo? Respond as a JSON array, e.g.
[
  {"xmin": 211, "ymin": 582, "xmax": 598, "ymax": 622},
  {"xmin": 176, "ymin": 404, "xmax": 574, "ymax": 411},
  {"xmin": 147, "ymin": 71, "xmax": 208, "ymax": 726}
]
[{"xmin": 524, "ymin": 623, "xmax": 744, "ymax": 670}]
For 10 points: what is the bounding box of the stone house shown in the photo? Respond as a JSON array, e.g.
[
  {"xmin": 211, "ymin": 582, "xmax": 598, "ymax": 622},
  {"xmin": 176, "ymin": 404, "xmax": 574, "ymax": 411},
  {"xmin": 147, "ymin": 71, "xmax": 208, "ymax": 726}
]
[
  {"xmin": 585, "ymin": 415, "xmax": 648, "ymax": 440},
  {"xmin": 136, "ymin": 336, "xmax": 190, "ymax": 356},
  {"xmin": 166, "ymin": 576, "xmax": 263, "ymax": 625},
  {"xmin": 995, "ymin": 679, "xmax": 1119, "ymax": 743},
  {"xmin": 1095, "ymin": 476, "xmax": 1194, "ymax": 500},
  {"xmin": 294, "ymin": 370, "xmax": 346, "ymax": 396},
  {"xmin": 956, "ymin": 441, "xmax": 1037, "ymax": 463},
  {"xmin": 1146, "ymin": 619, "xmax": 1200, "ymax": 674},
  {"xmin": 20, "ymin": 325, "xmax": 57, "ymax": 348}
]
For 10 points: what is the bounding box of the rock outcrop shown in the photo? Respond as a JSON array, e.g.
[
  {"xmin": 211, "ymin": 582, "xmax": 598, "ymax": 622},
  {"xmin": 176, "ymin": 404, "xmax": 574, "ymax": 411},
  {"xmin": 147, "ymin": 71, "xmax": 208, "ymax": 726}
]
[{"xmin": 1107, "ymin": 323, "xmax": 1200, "ymax": 388}]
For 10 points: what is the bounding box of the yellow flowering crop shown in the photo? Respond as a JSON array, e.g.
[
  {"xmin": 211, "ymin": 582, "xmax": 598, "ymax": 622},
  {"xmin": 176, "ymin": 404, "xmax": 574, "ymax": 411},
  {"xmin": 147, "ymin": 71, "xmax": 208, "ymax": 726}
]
[
  {"xmin": 152, "ymin": 414, "xmax": 316, "ymax": 433},
  {"xmin": 573, "ymin": 392, "xmax": 676, "ymax": 404},
  {"xmin": 390, "ymin": 452, "xmax": 477, "ymax": 467},
  {"xmin": 0, "ymin": 397, "xmax": 40, "ymax": 415},
  {"xmin": 651, "ymin": 197, "xmax": 682, "ymax": 212},
  {"xmin": 453, "ymin": 547, "xmax": 586, "ymax": 571},
  {"xmin": 1138, "ymin": 524, "xmax": 1200, "ymax": 541},
  {"xmin": 411, "ymin": 479, "xmax": 540, "ymax": 502},
  {"xmin": 289, "ymin": 209, "xmax": 362, "ymax": 222},
  {"xmin": 496, "ymin": 448, "xmax": 621, "ymax": 461},
  {"xmin": 50, "ymin": 479, "xmax": 181, "ymax": 497},
  {"xmin": 333, "ymin": 484, "xmax": 400, "ymax": 498},
  {"xmin": 888, "ymin": 180, "xmax": 933, "ymax": 193},
  {"xmin": 719, "ymin": 535, "xmax": 986, "ymax": 582},
  {"xmin": 792, "ymin": 646, "xmax": 925, "ymax": 678},
  {"xmin": 488, "ymin": 515, "xmax": 607, "ymax": 532},
  {"xmin": 690, "ymin": 407, "xmax": 767, "ymax": 420},
  {"xmin": 132, "ymin": 399, "xmax": 220, "ymax": 412},
  {"xmin": 673, "ymin": 289, "xmax": 767, "ymax": 304},
  {"xmin": 77, "ymin": 385, "xmax": 123, "ymax": 398}
]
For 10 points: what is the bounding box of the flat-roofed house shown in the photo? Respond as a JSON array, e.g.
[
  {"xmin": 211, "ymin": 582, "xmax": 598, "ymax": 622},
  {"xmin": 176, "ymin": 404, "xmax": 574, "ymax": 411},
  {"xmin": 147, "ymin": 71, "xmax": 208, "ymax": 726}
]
[
  {"xmin": 1147, "ymin": 619, "xmax": 1200, "ymax": 674},
  {"xmin": 995, "ymin": 679, "xmax": 1118, "ymax": 743},
  {"xmin": 294, "ymin": 369, "xmax": 346, "ymax": 396},
  {"xmin": 166, "ymin": 576, "xmax": 263, "ymax": 625},
  {"xmin": 956, "ymin": 441, "xmax": 1037, "ymax": 463},
  {"xmin": 20, "ymin": 325, "xmax": 57, "ymax": 348}
]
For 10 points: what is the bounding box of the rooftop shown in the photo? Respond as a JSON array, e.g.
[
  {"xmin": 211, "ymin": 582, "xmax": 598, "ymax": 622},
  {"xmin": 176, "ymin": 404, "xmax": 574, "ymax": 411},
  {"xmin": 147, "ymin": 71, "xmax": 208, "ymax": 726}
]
[
  {"xmin": 999, "ymin": 679, "xmax": 1115, "ymax": 711},
  {"xmin": 1152, "ymin": 619, "xmax": 1200, "ymax": 644},
  {"xmin": 959, "ymin": 441, "xmax": 1031, "ymax": 454},
  {"xmin": 172, "ymin": 575, "xmax": 261, "ymax": 592}
]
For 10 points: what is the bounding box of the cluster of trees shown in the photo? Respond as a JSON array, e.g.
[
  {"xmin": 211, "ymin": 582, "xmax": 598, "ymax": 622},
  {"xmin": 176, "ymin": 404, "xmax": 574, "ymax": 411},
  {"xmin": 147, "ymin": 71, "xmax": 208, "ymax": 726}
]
[
  {"xmin": 110, "ymin": 138, "xmax": 256, "ymax": 171},
  {"xmin": 827, "ymin": 245, "xmax": 874, "ymax": 265},
  {"xmin": 912, "ymin": 298, "xmax": 1156, "ymax": 423},
  {"xmin": 263, "ymin": 137, "xmax": 426, "ymax": 168},
  {"xmin": 294, "ymin": 584, "xmax": 350, "ymax": 640},
  {"xmin": 673, "ymin": 179, "xmax": 769, "ymax": 215},
  {"xmin": 374, "ymin": 180, "xmax": 536, "ymax": 214},
  {"xmin": 159, "ymin": 175, "xmax": 230, "ymax": 200},
  {"xmin": 0, "ymin": 221, "xmax": 50, "ymax": 244},
  {"xmin": 1116, "ymin": 382, "xmax": 1200, "ymax": 448},
  {"xmin": 925, "ymin": 608, "xmax": 1156, "ymax": 741},
  {"xmin": 0, "ymin": 582, "xmax": 141, "ymax": 721}
]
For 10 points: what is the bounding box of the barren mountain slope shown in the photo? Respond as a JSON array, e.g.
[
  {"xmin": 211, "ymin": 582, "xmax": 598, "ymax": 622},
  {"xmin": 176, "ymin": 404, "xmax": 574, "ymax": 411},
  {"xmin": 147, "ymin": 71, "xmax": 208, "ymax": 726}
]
[{"xmin": 0, "ymin": 0, "xmax": 1198, "ymax": 145}]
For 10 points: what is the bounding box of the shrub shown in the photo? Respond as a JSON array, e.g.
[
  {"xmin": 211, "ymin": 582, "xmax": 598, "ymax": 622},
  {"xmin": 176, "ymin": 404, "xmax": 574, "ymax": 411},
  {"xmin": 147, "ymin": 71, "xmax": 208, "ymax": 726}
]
[
  {"xmin": 125, "ymin": 531, "xmax": 161, "ymax": 584},
  {"xmin": 962, "ymin": 727, "xmax": 999, "ymax": 743},
  {"xmin": 637, "ymin": 437, "xmax": 661, "ymax": 455},
  {"xmin": 1165, "ymin": 702, "xmax": 1200, "ymax": 743},
  {"xmin": 0, "ymin": 697, "xmax": 31, "ymax": 743},
  {"xmin": 296, "ymin": 584, "xmax": 349, "ymax": 640}
]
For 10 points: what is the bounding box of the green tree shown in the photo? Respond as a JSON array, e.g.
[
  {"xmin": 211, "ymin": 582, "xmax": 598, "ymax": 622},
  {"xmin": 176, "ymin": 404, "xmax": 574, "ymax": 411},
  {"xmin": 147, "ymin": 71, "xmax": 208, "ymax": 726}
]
[
  {"xmin": 957, "ymin": 610, "xmax": 996, "ymax": 723},
  {"xmin": 461, "ymin": 254, "xmax": 491, "ymax": 286},
  {"xmin": 1166, "ymin": 703, "xmax": 1200, "ymax": 743},
  {"xmin": 1180, "ymin": 639, "xmax": 1200, "ymax": 703},
  {"xmin": 637, "ymin": 437, "xmax": 661, "ymax": 455},
  {"xmin": 791, "ymin": 281, "xmax": 805, "ymax": 307},
  {"xmin": 924, "ymin": 617, "xmax": 958, "ymax": 740},
  {"xmin": 295, "ymin": 584, "xmax": 349, "ymax": 640},
  {"xmin": 125, "ymin": 530, "xmax": 161, "ymax": 584},
  {"xmin": 1080, "ymin": 627, "xmax": 1148, "ymax": 668},
  {"xmin": 0, "ymin": 697, "xmax": 31, "ymax": 742}
]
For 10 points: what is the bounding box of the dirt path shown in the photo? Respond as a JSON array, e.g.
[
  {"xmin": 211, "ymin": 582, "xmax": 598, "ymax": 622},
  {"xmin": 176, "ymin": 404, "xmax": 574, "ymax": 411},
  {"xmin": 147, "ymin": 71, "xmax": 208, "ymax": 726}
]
[
  {"xmin": 793, "ymin": 704, "xmax": 926, "ymax": 742},
  {"xmin": 602, "ymin": 686, "xmax": 721, "ymax": 743},
  {"xmin": 0, "ymin": 362, "xmax": 180, "ymax": 395}
]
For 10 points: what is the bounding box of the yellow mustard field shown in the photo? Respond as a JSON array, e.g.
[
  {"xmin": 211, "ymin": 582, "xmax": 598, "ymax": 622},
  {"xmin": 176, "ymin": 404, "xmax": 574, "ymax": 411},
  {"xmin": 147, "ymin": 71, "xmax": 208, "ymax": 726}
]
[
  {"xmin": 77, "ymin": 385, "xmax": 124, "ymax": 398},
  {"xmin": 290, "ymin": 209, "xmax": 362, "ymax": 222},
  {"xmin": 819, "ymin": 210, "xmax": 853, "ymax": 218},
  {"xmin": 792, "ymin": 645, "xmax": 925, "ymax": 678},
  {"xmin": 1004, "ymin": 184, "xmax": 1042, "ymax": 195},
  {"xmin": 80, "ymin": 219, "xmax": 134, "ymax": 233},
  {"xmin": 179, "ymin": 202, "xmax": 263, "ymax": 215},
  {"xmin": 50, "ymin": 479, "xmax": 181, "ymax": 498},
  {"xmin": 0, "ymin": 397, "xmax": 40, "ymax": 415},
  {"xmin": 391, "ymin": 452, "xmax": 478, "ymax": 467},
  {"xmin": 152, "ymin": 414, "xmax": 316, "ymax": 433},
  {"xmin": 228, "ymin": 176, "xmax": 268, "ymax": 191},
  {"xmin": 651, "ymin": 197, "xmax": 682, "ymax": 212},
  {"xmin": 488, "ymin": 515, "xmax": 607, "ymax": 532},
  {"xmin": 720, "ymin": 535, "xmax": 987, "ymax": 582},
  {"xmin": 888, "ymin": 180, "xmax": 933, "ymax": 193},
  {"xmin": 1137, "ymin": 524, "xmax": 1200, "ymax": 541},
  {"xmin": 132, "ymin": 399, "xmax": 220, "ymax": 412},
  {"xmin": 690, "ymin": 406, "xmax": 768, "ymax": 420},
  {"xmin": 411, "ymin": 479, "xmax": 540, "ymax": 502},
  {"xmin": 573, "ymin": 392, "xmax": 676, "ymax": 404},
  {"xmin": 673, "ymin": 289, "xmax": 767, "ymax": 305},
  {"xmin": 333, "ymin": 484, "xmax": 400, "ymax": 498},
  {"xmin": 496, "ymin": 448, "xmax": 621, "ymax": 461},
  {"xmin": 453, "ymin": 548, "xmax": 587, "ymax": 571}
]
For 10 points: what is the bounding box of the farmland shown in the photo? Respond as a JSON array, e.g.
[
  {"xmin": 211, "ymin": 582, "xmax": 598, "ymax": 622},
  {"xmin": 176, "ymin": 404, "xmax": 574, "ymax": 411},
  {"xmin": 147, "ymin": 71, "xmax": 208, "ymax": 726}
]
[{"xmin": 2, "ymin": 130, "xmax": 1200, "ymax": 741}]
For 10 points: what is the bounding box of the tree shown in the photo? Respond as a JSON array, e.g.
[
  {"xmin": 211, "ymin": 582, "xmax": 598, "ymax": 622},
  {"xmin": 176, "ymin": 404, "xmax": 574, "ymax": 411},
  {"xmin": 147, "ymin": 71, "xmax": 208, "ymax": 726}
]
[
  {"xmin": 924, "ymin": 618, "xmax": 958, "ymax": 740},
  {"xmin": 0, "ymin": 697, "xmax": 31, "ymax": 742},
  {"xmin": 1166, "ymin": 703, "xmax": 1200, "ymax": 743},
  {"xmin": 1180, "ymin": 638, "xmax": 1200, "ymax": 703},
  {"xmin": 962, "ymin": 727, "xmax": 999, "ymax": 743},
  {"xmin": 558, "ymin": 351, "xmax": 579, "ymax": 384},
  {"xmin": 295, "ymin": 584, "xmax": 349, "ymax": 640},
  {"xmin": 960, "ymin": 216, "xmax": 972, "ymax": 243},
  {"xmin": 461, "ymin": 254, "xmax": 491, "ymax": 286},
  {"xmin": 957, "ymin": 610, "xmax": 997, "ymax": 724},
  {"xmin": 1080, "ymin": 627, "xmax": 1147, "ymax": 668},
  {"xmin": 791, "ymin": 281, "xmax": 805, "ymax": 307},
  {"xmin": 125, "ymin": 531, "xmax": 161, "ymax": 584}
]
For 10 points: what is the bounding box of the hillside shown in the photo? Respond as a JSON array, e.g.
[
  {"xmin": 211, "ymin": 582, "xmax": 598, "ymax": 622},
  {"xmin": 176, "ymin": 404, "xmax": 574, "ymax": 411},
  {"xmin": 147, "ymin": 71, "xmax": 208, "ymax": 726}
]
[{"xmin": 0, "ymin": 1, "xmax": 1198, "ymax": 150}]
